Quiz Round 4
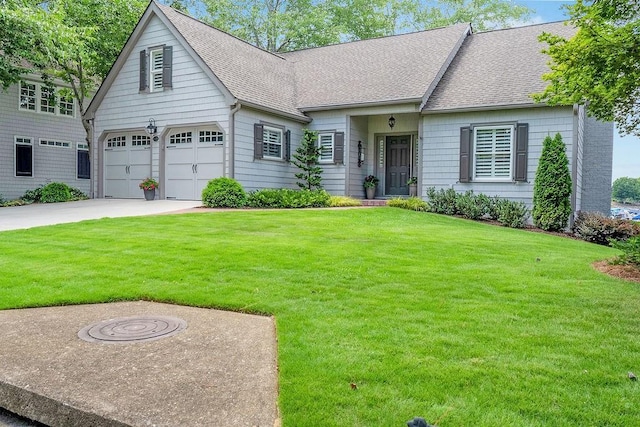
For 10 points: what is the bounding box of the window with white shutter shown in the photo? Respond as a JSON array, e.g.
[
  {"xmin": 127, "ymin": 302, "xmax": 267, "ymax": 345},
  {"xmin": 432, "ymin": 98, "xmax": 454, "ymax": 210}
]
[
  {"xmin": 150, "ymin": 48, "xmax": 164, "ymax": 92},
  {"xmin": 263, "ymin": 126, "xmax": 283, "ymax": 159},
  {"xmin": 318, "ymin": 133, "xmax": 334, "ymax": 162},
  {"xmin": 473, "ymin": 125, "xmax": 514, "ymax": 180}
]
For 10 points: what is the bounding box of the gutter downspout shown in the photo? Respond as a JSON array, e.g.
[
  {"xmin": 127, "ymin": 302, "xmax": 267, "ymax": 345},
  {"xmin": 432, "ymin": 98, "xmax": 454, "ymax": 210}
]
[
  {"xmin": 570, "ymin": 104, "xmax": 580, "ymax": 229},
  {"xmin": 229, "ymin": 102, "xmax": 242, "ymax": 178}
]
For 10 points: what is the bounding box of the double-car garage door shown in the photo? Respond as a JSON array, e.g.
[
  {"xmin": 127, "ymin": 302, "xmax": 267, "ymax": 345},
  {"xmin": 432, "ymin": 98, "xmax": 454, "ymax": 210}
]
[{"xmin": 104, "ymin": 126, "xmax": 224, "ymax": 200}]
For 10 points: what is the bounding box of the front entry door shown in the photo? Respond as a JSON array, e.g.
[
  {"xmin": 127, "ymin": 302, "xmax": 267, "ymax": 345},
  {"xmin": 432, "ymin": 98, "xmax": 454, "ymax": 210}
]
[{"xmin": 385, "ymin": 135, "xmax": 410, "ymax": 195}]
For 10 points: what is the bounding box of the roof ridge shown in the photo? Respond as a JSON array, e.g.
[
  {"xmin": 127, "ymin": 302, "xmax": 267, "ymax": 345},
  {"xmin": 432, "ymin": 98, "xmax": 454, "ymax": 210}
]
[
  {"xmin": 155, "ymin": 1, "xmax": 287, "ymax": 62},
  {"xmin": 473, "ymin": 20, "xmax": 570, "ymax": 35}
]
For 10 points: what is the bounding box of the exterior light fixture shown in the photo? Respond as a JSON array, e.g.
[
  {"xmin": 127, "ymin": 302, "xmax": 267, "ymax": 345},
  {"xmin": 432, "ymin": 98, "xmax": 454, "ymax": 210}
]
[
  {"xmin": 145, "ymin": 118, "xmax": 158, "ymax": 141},
  {"xmin": 388, "ymin": 115, "xmax": 396, "ymax": 129},
  {"xmin": 357, "ymin": 141, "xmax": 364, "ymax": 167}
]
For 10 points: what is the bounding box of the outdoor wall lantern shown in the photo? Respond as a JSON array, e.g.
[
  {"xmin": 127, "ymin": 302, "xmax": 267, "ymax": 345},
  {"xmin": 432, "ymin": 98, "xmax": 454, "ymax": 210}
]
[
  {"xmin": 357, "ymin": 140, "xmax": 364, "ymax": 167},
  {"xmin": 388, "ymin": 115, "xmax": 396, "ymax": 129},
  {"xmin": 145, "ymin": 118, "xmax": 159, "ymax": 141}
]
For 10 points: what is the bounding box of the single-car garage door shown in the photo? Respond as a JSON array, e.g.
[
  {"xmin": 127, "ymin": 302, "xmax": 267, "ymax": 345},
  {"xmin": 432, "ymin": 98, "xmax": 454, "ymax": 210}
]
[
  {"xmin": 165, "ymin": 126, "xmax": 224, "ymax": 200},
  {"xmin": 104, "ymin": 133, "xmax": 151, "ymax": 198}
]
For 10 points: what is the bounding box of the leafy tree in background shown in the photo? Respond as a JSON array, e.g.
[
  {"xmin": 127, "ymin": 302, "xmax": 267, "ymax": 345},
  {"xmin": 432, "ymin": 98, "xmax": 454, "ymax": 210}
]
[
  {"xmin": 0, "ymin": 0, "xmax": 149, "ymax": 149},
  {"xmin": 534, "ymin": 0, "xmax": 640, "ymax": 136},
  {"xmin": 612, "ymin": 177, "xmax": 640, "ymax": 203},
  {"xmin": 200, "ymin": 0, "xmax": 532, "ymax": 52},
  {"xmin": 293, "ymin": 130, "xmax": 323, "ymax": 190},
  {"xmin": 533, "ymin": 133, "xmax": 572, "ymax": 231}
]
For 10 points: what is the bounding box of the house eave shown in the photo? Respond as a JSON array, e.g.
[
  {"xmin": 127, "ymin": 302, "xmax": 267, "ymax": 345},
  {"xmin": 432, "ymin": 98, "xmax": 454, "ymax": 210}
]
[
  {"xmin": 421, "ymin": 102, "xmax": 570, "ymax": 114},
  {"xmin": 300, "ymin": 98, "xmax": 423, "ymax": 112},
  {"xmin": 240, "ymin": 100, "xmax": 311, "ymax": 123}
]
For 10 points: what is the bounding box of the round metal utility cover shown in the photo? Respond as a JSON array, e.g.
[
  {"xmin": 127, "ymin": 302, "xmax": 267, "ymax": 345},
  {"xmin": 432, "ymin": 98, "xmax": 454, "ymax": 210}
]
[{"xmin": 78, "ymin": 316, "xmax": 187, "ymax": 344}]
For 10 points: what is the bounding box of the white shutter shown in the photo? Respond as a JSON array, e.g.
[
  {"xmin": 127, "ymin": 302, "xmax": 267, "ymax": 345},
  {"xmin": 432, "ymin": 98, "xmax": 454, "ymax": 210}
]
[
  {"xmin": 473, "ymin": 126, "xmax": 514, "ymax": 179},
  {"xmin": 318, "ymin": 133, "xmax": 334, "ymax": 162}
]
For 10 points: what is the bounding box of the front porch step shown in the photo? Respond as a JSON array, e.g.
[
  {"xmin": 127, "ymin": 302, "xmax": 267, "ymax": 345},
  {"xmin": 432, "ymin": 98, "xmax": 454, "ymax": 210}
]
[{"xmin": 361, "ymin": 199, "xmax": 388, "ymax": 206}]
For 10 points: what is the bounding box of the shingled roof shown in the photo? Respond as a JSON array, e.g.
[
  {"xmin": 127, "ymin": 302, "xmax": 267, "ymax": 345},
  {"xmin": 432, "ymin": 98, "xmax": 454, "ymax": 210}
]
[
  {"xmin": 423, "ymin": 21, "xmax": 577, "ymax": 112},
  {"xmin": 280, "ymin": 24, "xmax": 470, "ymax": 110}
]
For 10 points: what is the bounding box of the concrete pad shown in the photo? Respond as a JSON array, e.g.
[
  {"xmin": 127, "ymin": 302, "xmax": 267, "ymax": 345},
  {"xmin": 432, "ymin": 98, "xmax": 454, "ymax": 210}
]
[
  {"xmin": 0, "ymin": 302, "xmax": 278, "ymax": 427},
  {"xmin": 0, "ymin": 199, "xmax": 202, "ymax": 232}
]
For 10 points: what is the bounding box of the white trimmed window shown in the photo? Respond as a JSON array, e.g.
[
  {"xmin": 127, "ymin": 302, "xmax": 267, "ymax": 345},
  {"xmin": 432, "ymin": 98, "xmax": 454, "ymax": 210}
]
[
  {"xmin": 263, "ymin": 126, "xmax": 283, "ymax": 159},
  {"xmin": 15, "ymin": 137, "xmax": 33, "ymax": 177},
  {"xmin": 106, "ymin": 136, "xmax": 127, "ymax": 148},
  {"xmin": 77, "ymin": 143, "xmax": 90, "ymax": 179},
  {"xmin": 318, "ymin": 133, "xmax": 335, "ymax": 162},
  {"xmin": 150, "ymin": 48, "xmax": 164, "ymax": 92},
  {"xmin": 131, "ymin": 135, "xmax": 151, "ymax": 146},
  {"xmin": 19, "ymin": 82, "xmax": 36, "ymax": 111},
  {"xmin": 473, "ymin": 125, "xmax": 514, "ymax": 180},
  {"xmin": 199, "ymin": 130, "xmax": 224, "ymax": 145},
  {"xmin": 18, "ymin": 81, "xmax": 74, "ymax": 117},
  {"xmin": 40, "ymin": 139, "xmax": 71, "ymax": 148}
]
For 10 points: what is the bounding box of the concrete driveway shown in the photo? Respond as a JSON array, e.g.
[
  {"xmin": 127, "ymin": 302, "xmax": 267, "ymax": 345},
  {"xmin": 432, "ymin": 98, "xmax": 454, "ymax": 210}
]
[{"xmin": 0, "ymin": 199, "xmax": 202, "ymax": 232}]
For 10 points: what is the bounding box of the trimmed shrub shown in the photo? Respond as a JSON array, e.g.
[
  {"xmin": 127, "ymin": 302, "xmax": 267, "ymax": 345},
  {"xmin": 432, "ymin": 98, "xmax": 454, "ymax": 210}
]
[
  {"xmin": 69, "ymin": 187, "xmax": 89, "ymax": 201},
  {"xmin": 573, "ymin": 211, "xmax": 640, "ymax": 245},
  {"xmin": 455, "ymin": 190, "xmax": 485, "ymax": 220},
  {"xmin": 22, "ymin": 186, "xmax": 43, "ymax": 203},
  {"xmin": 329, "ymin": 196, "xmax": 362, "ymax": 207},
  {"xmin": 247, "ymin": 189, "xmax": 330, "ymax": 208},
  {"xmin": 1, "ymin": 199, "xmax": 27, "ymax": 207},
  {"xmin": 497, "ymin": 199, "xmax": 530, "ymax": 228},
  {"xmin": 532, "ymin": 133, "xmax": 572, "ymax": 231},
  {"xmin": 202, "ymin": 178, "xmax": 247, "ymax": 208},
  {"xmin": 40, "ymin": 182, "xmax": 72, "ymax": 203},
  {"xmin": 610, "ymin": 236, "xmax": 640, "ymax": 266},
  {"xmin": 425, "ymin": 187, "xmax": 459, "ymax": 215},
  {"xmin": 388, "ymin": 197, "xmax": 428, "ymax": 212}
]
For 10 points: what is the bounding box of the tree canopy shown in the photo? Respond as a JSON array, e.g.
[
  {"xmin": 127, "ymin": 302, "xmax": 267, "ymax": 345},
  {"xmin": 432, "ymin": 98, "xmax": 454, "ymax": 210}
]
[
  {"xmin": 200, "ymin": 0, "xmax": 532, "ymax": 52},
  {"xmin": 534, "ymin": 0, "xmax": 640, "ymax": 136},
  {"xmin": 612, "ymin": 177, "xmax": 640, "ymax": 203}
]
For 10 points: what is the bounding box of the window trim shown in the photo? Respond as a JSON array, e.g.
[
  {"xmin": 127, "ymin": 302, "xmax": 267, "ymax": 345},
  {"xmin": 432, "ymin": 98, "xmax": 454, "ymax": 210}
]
[
  {"xmin": 262, "ymin": 125, "xmax": 284, "ymax": 160},
  {"xmin": 39, "ymin": 139, "xmax": 72, "ymax": 149},
  {"xmin": 149, "ymin": 48, "xmax": 164, "ymax": 93},
  {"xmin": 18, "ymin": 81, "xmax": 75, "ymax": 118},
  {"xmin": 318, "ymin": 132, "xmax": 335, "ymax": 163},
  {"xmin": 77, "ymin": 142, "xmax": 90, "ymax": 179},
  {"xmin": 472, "ymin": 124, "xmax": 515, "ymax": 182},
  {"xmin": 14, "ymin": 136, "xmax": 34, "ymax": 178}
]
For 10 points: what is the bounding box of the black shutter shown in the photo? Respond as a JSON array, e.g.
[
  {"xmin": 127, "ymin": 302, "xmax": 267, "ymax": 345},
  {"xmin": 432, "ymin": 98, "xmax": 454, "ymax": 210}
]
[
  {"xmin": 77, "ymin": 150, "xmax": 90, "ymax": 179},
  {"xmin": 333, "ymin": 132, "xmax": 344, "ymax": 164},
  {"xmin": 15, "ymin": 144, "xmax": 33, "ymax": 177},
  {"xmin": 139, "ymin": 50, "xmax": 148, "ymax": 92},
  {"xmin": 254, "ymin": 123, "xmax": 264, "ymax": 159},
  {"xmin": 162, "ymin": 46, "xmax": 173, "ymax": 88},
  {"xmin": 459, "ymin": 126, "xmax": 472, "ymax": 183},
  {"xmin": 514, "ymin": 123, "xmax": 529, "ymax": 182},
  {"xmin": 284, "ymin": 129, "xmax": 291, "ymax": 161}
]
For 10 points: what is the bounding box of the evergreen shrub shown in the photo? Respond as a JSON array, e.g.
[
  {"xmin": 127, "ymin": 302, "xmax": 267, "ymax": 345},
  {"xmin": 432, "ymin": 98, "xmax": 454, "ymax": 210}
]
[
  {"xmin": 202, "ymin": 178, "xmax": 247, "ymax": 208},
  {"xmin": 387, "ymin": 197, "xmax": 428, "ymax": 212}
]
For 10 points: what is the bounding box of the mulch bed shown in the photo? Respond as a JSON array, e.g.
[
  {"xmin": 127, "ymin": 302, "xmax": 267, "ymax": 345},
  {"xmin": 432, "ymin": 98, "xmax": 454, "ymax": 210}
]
[{"xmin": 592, "ymin": 260, "xmax": 640, "ymax": 283}]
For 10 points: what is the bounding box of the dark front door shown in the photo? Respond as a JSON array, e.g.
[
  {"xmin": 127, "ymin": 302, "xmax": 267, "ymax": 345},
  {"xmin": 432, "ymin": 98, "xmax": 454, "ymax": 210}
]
[{"xmin": 385, "ymin": 135, "xmax": 410, "ymax": 195}]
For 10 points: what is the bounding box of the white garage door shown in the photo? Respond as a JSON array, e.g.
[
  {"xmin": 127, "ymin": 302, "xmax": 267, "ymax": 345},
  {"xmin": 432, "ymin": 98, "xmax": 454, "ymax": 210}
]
[
  {"xmin": 104, "ymin": 133, "xmax": 151, "ymax": 198},
  {"xmin": 165, "ymin": 127, "xmax": 224, "ymax": 200}
]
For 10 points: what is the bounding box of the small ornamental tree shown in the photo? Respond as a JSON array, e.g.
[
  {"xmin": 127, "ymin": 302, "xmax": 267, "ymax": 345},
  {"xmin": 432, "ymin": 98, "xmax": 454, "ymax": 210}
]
[
  {"xmin": 293, "ymin": 130, "xmax": 323, "ymax": 190},
  {"xmin": 532, "ymin": 133, "xmax": 572, "ymax": 231}
]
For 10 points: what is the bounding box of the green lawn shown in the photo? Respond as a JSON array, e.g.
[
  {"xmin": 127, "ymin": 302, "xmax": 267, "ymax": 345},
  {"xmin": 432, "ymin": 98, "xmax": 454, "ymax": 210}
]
[{"xmin": 1, "ymin": 208, "xmax": 638, "ymax": 426}]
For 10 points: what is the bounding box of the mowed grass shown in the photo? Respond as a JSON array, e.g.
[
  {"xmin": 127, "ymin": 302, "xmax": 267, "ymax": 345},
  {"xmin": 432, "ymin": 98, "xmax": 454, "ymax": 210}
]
[{"xmin": 1, "ymin": 208, "xmax": 639, "ymax": 426}]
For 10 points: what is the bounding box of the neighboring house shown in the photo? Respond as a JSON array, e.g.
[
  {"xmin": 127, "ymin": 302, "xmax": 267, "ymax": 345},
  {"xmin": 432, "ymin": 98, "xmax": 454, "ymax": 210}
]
[
  {"xmin": 0, "ymin": 76, "xmax": 90, "ymax": 200},
  {"xmin": 86, "ymin": 1, "xmax": 613, "ymax": 216}
]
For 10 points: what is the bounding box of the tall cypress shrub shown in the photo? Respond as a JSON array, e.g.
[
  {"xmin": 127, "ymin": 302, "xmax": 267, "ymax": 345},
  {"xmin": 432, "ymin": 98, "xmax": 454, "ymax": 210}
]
[
  {"xmin": 292, "ymin": 130, "xmax": 323, "ymax": 190},
  {"xmin": 532, "ymin": 133, "xmax": 572, "ymax": 231}
]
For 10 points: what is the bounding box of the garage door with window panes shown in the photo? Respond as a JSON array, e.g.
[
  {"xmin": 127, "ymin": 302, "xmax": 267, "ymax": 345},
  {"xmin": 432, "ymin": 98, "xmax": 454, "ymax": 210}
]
[
  {"xmin": 104, "ymin": 133, "xmax": 151, "ymax": 198},
  {"xmin": 165, "ymin": 127, "xmax": 224, "ymax": 200}
]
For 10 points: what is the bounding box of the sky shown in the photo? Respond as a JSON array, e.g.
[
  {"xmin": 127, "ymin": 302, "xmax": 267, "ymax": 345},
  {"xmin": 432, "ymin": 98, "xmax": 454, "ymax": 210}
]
[{"xmin": 514, "ymin": 0, "xmax": 639, "ymax": 180}]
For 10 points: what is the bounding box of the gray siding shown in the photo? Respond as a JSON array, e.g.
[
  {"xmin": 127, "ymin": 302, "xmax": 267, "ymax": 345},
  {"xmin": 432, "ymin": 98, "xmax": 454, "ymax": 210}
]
[
  {"xmin": 0, "ymin": 82, "xmax": 89, "ymax": 200},
  {"xmin": 233, "ymin": 107, "xmax": 303, "ymax": 191},
  {"xmin": 93, "ymin": 16, "xmax": 230, "ymax": 197},
  {"xmin": 580, "ymin": 114, "xmax": 613, "ymax": 214},
  {"xmin": 307, "ymin": 111, "xmax": 347, "ymax": 194},
  {"xmin": 348, "ymin": 116, "xmax": 368, "ymax": 198},
  {"xmin": 422, "ymin": 106, "xmax": 575, "ymax": 209},
  {"xmin": 573, "ymin": 105, "xmax": 585, "ymax": 214}
]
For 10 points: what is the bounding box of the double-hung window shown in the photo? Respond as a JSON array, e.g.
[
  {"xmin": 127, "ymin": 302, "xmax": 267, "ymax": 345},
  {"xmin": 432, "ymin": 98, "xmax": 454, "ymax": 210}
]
[
  {"xmin": 18, "ymin": 81, "xmax": 74, "ymax": 117},
  {"xmin": 473, "ymin": 125, "xmax": 514, "ymax": 180},
  {"xmin": 150, "ymin": 48, "xmax": 164, "ymax": 92},
  {"xmin": 15, "ymin": 137, "xmax": 33, "ymax": 177},
  {"xmin": 318, "ymin": 133, "xmax": 335, "ymax": 163},
  {"xmin": 19, "ymin": 82, "xmax": 36, "ymax": 111},
  {"xmin": 263, "ymin": 126, "xmax": 283, "ymax": 159}
]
